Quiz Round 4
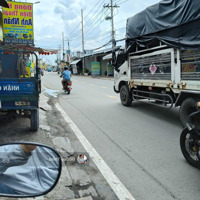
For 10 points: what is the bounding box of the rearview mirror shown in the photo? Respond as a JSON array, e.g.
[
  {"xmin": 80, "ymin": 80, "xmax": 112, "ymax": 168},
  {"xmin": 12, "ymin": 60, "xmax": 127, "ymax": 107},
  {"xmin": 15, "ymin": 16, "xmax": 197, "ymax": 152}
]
[{"xmin": 0, "ymin": 142, "xmax": 61, "ymax": 198}]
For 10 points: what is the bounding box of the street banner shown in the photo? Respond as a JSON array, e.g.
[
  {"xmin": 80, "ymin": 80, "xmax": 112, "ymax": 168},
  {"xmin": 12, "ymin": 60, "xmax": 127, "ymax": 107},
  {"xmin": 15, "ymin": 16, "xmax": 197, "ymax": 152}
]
[
  {"xmin": 91, "ymin": 62, "xmax": 101, "ymax": 76},
  {"xmin": 2, "ymin": 1, "xmax": 34, "ymax": 45}
]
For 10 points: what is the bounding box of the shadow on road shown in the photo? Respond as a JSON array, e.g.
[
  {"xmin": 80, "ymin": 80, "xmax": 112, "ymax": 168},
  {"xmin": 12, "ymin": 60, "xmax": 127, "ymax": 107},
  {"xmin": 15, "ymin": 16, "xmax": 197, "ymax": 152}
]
[{"xmin": 129, "ymin": 101, "xmax": 181, "ymax": 127}]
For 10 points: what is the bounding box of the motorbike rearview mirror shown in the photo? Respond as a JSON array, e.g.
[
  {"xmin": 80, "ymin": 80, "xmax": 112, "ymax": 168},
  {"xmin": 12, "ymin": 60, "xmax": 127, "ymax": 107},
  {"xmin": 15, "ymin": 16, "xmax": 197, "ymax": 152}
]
[{"xmin": 0, "ymin": 142, "xmax": 62, "ymax": 198}]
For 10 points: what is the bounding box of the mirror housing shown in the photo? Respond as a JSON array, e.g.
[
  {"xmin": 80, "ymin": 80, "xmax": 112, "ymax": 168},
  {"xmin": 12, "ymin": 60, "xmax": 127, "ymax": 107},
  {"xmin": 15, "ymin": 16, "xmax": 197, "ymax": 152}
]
[{"xmin": 0, "ymin": 142, "xmax": 62, "ymax": 198}]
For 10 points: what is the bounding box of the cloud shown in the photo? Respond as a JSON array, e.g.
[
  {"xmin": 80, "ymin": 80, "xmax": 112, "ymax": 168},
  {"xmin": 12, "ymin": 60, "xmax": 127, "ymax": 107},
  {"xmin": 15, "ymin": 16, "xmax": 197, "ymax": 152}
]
[{"xmin": 14, "ymin": 0, "xmax": 160, "ymax": 61}]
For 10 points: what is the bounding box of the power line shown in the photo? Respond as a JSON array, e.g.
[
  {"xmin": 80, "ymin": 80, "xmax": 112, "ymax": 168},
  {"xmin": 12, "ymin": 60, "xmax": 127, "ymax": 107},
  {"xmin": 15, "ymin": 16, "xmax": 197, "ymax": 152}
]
[
  {"xmin": 71, "ymin": 10, "xmax": 105, "ymax": 40},
  {"xmin": 85, "ymin": 30, "xmax": 111, "ymax": 40},
  {"xmin": 69, "ymin": 1, "xmax": 105, "ymax": 38},
  {"xmin": 85, "ymin": 34, "xmax": 112, "ymax": 44},
  {"xmin": 117, "ymin": 0, "xmax": 129, "ymax": 5},
  {"xmin": 90, "ymin": 40, "xmax": 112, "ymax": 51},
  {"xmin": 84, "ymin": 11, "xmax": 105, "ymax": 33},
  {"xmin": 84, "ymin": 17, "xmax": 105, "ymax": 36},
  {"xmin": 84, "ymin": 1, "xmax": 105, "ymax": 28},
  {"xmin": 69, "ymin": 22, "xmax": 81, "ymax": 37},
  {"xmin": 84, "ymin": 0, "xmax": 105, "ymax": 22}
]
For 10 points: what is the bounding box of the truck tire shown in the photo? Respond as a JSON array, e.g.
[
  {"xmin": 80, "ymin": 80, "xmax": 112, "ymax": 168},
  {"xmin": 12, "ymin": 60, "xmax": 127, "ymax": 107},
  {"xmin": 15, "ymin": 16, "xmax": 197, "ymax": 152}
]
[
  {"xmin": 30, "ymin": 109, "xmax": 39, "ymax": 131},
  {"xmin": 120, "ymin": 85, "xmax": 132, "ymax": 107},
  {"xmin": 180, "ymin": 98, "xmax": 198, "ymax": 127}
]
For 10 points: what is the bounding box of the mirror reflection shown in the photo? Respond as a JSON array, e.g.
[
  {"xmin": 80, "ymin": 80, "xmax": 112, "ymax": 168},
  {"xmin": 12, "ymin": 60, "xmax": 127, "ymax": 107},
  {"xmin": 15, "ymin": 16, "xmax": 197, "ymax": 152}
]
[{"xmin": 0, "ymin": 143, "xmax": 61, "ymax": 196}]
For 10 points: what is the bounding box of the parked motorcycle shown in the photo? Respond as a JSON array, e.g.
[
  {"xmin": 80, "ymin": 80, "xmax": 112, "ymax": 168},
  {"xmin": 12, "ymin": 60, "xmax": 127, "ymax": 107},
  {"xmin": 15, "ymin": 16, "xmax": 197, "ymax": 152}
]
[
  {"xmin": 180, "ymin": 105, "xmax": 200, "ymax": 169},
  {"xmin": 63, "ymin": 80, "xmax": 72, "ymax": 95}
]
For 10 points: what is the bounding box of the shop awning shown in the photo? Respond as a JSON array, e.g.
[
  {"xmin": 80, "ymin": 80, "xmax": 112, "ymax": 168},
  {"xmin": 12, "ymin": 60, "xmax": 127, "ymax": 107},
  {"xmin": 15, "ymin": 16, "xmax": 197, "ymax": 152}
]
[
  {"xmin": 0, "ymin": 44, "xmax": 58, "ymax": 55},
  {"xmin": 38, "ymin": 49, "xmax": 58, "ymax": 55},
  {"xmin": 103, "ymin": 53, "xmax": 112, "ymax": 60},
  {"xmin": 70, "ymin": 59, "xmax": 81, "ymax": 65}
]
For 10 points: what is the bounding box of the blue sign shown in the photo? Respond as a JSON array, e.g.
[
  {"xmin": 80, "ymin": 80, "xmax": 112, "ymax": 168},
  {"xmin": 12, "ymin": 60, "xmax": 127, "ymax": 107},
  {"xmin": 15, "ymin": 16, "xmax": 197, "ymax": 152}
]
[{"xmin": 0, "ymin": 81, "xmax": 35, "ymax": 94}]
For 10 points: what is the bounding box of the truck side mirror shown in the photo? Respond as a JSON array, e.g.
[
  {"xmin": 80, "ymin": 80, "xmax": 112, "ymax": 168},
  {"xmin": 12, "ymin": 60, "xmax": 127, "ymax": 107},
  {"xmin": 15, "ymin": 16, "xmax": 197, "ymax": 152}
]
[{"xmin": 112, "ymin": 51, "xmax": 117, "ymax": 66}]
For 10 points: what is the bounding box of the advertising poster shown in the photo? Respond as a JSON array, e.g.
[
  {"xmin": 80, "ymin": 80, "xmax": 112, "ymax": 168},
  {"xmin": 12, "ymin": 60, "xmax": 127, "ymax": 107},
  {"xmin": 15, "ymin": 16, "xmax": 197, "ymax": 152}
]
[
  {"xmin": 91, "ymin": 62, "xmax": 101, "ymax": 76},
  {"xmin": 2, "ymin": 1, "xmax": 34, "ymax": 44}
]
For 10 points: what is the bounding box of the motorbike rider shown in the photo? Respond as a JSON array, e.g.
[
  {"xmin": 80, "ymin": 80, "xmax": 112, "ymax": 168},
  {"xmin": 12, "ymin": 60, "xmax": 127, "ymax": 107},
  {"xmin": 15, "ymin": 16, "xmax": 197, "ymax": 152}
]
[{"xmin": 60, "ymin": 66, "xmax": 72, "ymax": 90}]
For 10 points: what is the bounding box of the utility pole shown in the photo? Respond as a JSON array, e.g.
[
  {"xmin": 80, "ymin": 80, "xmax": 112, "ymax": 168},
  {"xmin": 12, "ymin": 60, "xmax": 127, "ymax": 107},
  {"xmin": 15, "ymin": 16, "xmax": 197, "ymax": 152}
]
[
  {"xmin": 58, "ymin": 45, "xmax": 61, "ymax": 73},
  {"xmin": 81, "ymin": 9, "xmax": 85, "ymax": 74},
  {"xmin": 62, "ymin": 32, "xmax": 65, "ymax": 61},
  {"xmin": 104, "ymin": 0, "xmax": 119, "ymax": 48},
  {"xmin": 67, "ymin": 38, "xmax": 70, "ymax": 62}
]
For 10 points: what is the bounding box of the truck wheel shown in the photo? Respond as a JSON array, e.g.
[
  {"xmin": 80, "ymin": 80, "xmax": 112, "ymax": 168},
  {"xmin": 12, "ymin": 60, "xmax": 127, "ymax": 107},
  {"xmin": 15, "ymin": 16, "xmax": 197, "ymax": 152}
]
[
  {"xmin": 180, "ymin": 98, "xmax": 198, "ymax": 127},
  {"xmin": 120, "ymin": 85, "xmax": 132, "ymax": 107},
  {"xmin": 30, "ymin": 109, "xmax": 39, "ymax": 131}
]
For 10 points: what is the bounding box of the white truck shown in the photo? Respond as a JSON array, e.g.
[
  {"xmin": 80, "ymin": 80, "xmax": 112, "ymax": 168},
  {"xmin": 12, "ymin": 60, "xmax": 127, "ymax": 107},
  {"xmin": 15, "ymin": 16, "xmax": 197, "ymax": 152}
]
[{"xmin": 112, "ymin": 0, "xmax": 200, "ymax": 126}]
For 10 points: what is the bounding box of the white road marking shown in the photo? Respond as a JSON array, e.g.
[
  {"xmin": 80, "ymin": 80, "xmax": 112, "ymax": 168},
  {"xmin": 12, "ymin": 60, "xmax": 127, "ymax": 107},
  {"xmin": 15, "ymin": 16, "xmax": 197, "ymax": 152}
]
[{"xmin": 55, "ymin": 103, "xmax": 136, "ymax": 200}]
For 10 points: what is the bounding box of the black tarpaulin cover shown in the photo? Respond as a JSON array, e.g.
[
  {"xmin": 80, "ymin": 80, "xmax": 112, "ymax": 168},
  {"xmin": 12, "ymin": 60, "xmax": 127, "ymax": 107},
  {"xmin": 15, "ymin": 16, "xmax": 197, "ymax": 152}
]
[
  {"xmin": 113, "ymin": 0, "xmax": 200, "ymax": 69},
  {"xmin": 126, "ymin": 0, "xmax": 200, "ymax": 49}
]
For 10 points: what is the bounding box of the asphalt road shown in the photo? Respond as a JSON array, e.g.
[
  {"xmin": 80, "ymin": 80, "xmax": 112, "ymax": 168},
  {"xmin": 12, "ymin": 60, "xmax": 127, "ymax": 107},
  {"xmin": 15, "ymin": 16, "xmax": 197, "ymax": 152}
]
[{"xmin": 42, "ymin": 72, "xmax": 200, "ymax": 200}]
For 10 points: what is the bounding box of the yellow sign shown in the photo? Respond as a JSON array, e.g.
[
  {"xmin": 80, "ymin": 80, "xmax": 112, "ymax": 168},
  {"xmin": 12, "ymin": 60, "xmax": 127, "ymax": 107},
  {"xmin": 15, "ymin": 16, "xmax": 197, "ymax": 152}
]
[
  {"xmin": 2, "ymin": 1, "xmax": 34, "ymax": 44},
  {"xmin": 20, "ymin": 67, "xmax": 31, "ymax": 78}
]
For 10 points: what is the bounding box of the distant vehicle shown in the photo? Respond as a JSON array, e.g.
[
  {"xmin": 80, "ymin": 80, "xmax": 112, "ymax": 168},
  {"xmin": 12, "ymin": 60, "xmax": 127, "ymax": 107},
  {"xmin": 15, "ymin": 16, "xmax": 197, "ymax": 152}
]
[
  {"xmin": 51, "ymin": 66, "xmax": 57, "ymax": 72},
  {"xmin": 47, "ymin": 68, "xmax": 51, "ymax": 72}
]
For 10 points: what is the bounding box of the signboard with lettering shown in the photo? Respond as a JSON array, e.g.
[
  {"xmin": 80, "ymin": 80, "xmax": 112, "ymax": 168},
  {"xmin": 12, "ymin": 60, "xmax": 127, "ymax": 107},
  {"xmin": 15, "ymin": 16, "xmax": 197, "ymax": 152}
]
[
  {"xmin": 0, "ymin": 81, "xmax": 34, "ymax": 94},
  {"xmin": 91, "ymin": 62, "xmax": 101, "ymax": 76},
  {"xmin": 2, "ymin": 1, "xmax": 34, "ymax": 45}
]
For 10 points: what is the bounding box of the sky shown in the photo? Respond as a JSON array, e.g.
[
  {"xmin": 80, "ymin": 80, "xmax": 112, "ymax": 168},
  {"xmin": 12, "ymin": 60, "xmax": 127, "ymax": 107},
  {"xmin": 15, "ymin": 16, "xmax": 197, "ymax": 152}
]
[{"xmin": 14, "ymin": 0, "xmax": 160, "ymax": 64}]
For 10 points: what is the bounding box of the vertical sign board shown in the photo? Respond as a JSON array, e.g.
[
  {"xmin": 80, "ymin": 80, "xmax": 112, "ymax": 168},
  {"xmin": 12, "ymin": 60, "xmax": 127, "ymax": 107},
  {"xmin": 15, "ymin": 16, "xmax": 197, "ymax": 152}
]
[
  {"xmin": 107, "ymin": 63, "xmax": 114, "ymax": 76},
  {"xmin": 2, "ymin": 1, "xmax": 34, "ymax": 45},
  {"xmin": 91, "ymin": 62, "xmax": 101, "ymax": 76}
]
